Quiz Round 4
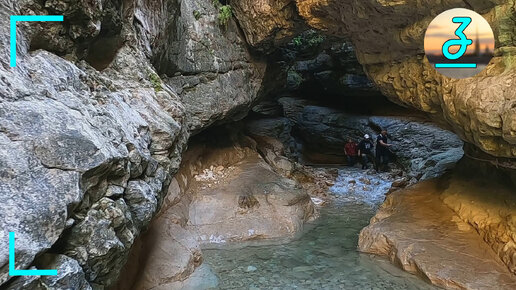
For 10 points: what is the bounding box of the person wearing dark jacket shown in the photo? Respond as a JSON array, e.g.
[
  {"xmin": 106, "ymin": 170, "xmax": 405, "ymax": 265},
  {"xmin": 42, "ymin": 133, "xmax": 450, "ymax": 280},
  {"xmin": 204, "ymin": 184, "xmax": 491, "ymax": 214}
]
[
  {"xmin": 376, "ymin": 130, "xmax": 392, "ymax": 172},
  {"xmin": 357, "ymin": 134, "xmax": 375, "ymax": 170}
]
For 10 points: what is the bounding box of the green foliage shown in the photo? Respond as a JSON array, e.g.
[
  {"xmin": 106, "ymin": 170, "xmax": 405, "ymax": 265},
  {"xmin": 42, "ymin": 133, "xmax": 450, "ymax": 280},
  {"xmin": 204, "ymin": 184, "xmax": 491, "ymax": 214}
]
[
  {"xmin": 193, "ymin": 10, "xmax": 202, "ymax": 20},
  {"xmin": 292, "ymin": 36, "xmax": 303, "ymax": 46},
  {"xmin": 307, "ymin": 34, "xmax": 324, "ymax": 46},
  {"xmin": 217, "ymin": 5, "xmax": 232, "ymax": 29},
  {"xmin": 149, "ymin": 73, "xmax": 162, "ymax": 92},
  {"xmin": 211, "ymin": 1, "xmax": 232, "ymax": 29},
  {"xmin": 291, "ymin": 31, "xmax": 325, "ymax": 48}
]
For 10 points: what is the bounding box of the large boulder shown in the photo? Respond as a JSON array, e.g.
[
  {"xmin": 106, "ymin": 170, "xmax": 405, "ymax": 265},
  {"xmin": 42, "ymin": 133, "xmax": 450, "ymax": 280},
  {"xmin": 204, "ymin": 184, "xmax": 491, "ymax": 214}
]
[
  {"xmin": 161, "ymin": 0, "xmax": 266, "ymax": 132},
  {"xmin": 189, "ymin": 154, "xmax": 315, "ymax": 243},
  {"xmin": 359, "ymin": 178, "xmax": 516, "ymax": 289}
]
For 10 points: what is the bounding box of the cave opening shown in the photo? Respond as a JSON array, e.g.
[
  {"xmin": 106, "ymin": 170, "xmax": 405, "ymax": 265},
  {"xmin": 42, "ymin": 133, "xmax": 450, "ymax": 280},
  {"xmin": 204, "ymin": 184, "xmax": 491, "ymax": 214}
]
[
  {"xmin": 82, "ymin": 30, "xmax": 124, "ymax": 71},
  {"xmin": 245, "ymin": 28, "xmax": 465, "ymax": 171},
  {"xmin": 82, "ymin": 1, "xmax": 124, "ymax": 71}
]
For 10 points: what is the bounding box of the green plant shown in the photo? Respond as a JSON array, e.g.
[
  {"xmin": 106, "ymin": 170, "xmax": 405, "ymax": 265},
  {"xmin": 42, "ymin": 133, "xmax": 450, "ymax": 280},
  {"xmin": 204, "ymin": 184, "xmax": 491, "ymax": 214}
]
[
  {"xmin": 307, "ymin": 34, "xmax": 324, "ymax": 46},
  {"xmin": 218, "ymin": 5, "xmax": 232, "ymax": 29},
  {"xmin": 291, "ymin": 31, "xmax": 325, "ymax": 48},
  {"xmin": 292, "ymin": 36, "xmax": 303, "ymax": 46},
  {"xmin": 193, "ymin": 10, "xmax": 202, "ymax": 20},
  {"xmin": 149, "ymin": 72, "xmax": 162, "ymax": 92}
]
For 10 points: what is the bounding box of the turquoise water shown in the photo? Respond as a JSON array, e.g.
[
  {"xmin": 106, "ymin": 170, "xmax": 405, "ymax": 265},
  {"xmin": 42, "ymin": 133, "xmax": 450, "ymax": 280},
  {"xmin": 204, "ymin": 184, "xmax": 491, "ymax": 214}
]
[{"xmin": 202, "ymin": 170, "xmax": 438, "ymax": 289}]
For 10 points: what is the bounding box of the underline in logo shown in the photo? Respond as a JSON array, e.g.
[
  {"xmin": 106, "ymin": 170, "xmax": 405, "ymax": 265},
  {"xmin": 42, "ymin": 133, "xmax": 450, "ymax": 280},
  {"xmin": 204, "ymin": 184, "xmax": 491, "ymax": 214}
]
[{"xmin": 435, "ymin": 63, "xmax": 477, "ymax": 68}]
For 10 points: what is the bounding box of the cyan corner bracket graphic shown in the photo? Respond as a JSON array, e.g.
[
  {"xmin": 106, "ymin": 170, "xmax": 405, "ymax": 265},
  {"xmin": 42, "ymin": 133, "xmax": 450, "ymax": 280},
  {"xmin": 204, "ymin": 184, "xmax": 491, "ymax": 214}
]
[
  {"xmin": 10, "ymin": 15, "xmax": 64, "ymax": 67},
  {"xmin": 9, "ymin": 232, "xmax": 58, "ymax": 276},
  {"xmin": 436, "ymin": 16, "xmax": 477, "ymax": 69}
]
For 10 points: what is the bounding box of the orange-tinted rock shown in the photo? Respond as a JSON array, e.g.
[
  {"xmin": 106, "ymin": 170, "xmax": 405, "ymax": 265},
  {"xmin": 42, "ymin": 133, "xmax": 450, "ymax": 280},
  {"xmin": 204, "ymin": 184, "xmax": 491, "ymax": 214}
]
[
  {"xmin": 296, "ymin": 0, "xmax": 516, "ymax": 160},
  {"xmin": 359, "ymin": 178, "xmax": 516, "ymax": 289}
]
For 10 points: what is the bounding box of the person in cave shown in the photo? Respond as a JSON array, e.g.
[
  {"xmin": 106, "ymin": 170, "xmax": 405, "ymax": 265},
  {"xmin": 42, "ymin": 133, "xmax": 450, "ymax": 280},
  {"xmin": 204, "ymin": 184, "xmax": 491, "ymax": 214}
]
[
  {"xmin": 357, "ymin": 134, "xmax": 375, "ymax": 170},
  {"xmin": 375, "ymin": 130, "xmax": 393, "ymax": 172},
  {"xmin": 344, "ymin": 138, "xmax": 358, "ymax": 166}
]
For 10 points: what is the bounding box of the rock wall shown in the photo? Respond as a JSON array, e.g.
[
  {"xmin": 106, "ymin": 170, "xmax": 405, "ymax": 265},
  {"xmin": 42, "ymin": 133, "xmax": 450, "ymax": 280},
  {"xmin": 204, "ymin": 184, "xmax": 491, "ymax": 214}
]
[
  {"xmin": 440, "ymin": 159, "xmax": 516, "ymax": 275},
  {"xmin": 294, "ymin": 0, "xmax": 516, "ymax": 161},
  {"xmin": 264, "ymin": 97, "xmax": 464, "ymax": 179},
  {"xmin": 0, "ymin": 0, "xmax": 265, "ymax": 288},
  {"xmin": 273, "ymin": 31, "xmax": 379, "ymax": 99},
  {"xmin": 116, "ymin": 128, "xmax": 315, "ymax": 289},
  {"xmin": 230, "ymin": 0, "xmax": 516, "ymax": 162},
  {"xmin": 231, "ymin": 0, "xmax": 306, "ymax": 52},
  {"xmin": 160, "ymin": 0, "xmax": 266, "ymax": 132},
  {"xmin": 358, "ymin": 177, "xmax": 516, "ymax": 289}
]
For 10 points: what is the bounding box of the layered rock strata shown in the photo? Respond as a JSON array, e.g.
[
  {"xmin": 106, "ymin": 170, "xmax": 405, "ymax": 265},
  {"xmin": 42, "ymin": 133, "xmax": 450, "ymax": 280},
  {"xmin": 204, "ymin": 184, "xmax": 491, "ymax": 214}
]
[
  {"xmin": 248, "ymin": 97, "xmax": 464, "ymax": 180},
  {"xmin": 0, "ymin": 0, "xmax": 264, "ymax": 288},
  {"xmin": 359, "ymin": 172, "xmax": 516, "ymax": 289},
  {"xmin": 231, "ymin": 0, "xmax": 516, "ymax": 161},
  {"xmin": 117, "ymin": 132, "xmax": 315, "ymax": 289}
]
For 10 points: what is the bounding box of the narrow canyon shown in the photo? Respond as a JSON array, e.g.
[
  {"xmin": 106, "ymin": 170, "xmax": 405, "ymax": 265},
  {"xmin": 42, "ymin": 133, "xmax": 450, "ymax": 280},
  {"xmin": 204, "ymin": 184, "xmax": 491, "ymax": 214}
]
[{"xmin": 0, "ymin": 0, "xmax": 515, "ymax": 290}]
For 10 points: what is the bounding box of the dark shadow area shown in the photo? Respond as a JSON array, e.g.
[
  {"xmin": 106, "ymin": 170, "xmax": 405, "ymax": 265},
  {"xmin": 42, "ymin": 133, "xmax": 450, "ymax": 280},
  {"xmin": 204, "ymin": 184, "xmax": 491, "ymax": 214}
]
[{"xmin": 83, "ymin": 33, "xmax": 124, "ymax": 71}]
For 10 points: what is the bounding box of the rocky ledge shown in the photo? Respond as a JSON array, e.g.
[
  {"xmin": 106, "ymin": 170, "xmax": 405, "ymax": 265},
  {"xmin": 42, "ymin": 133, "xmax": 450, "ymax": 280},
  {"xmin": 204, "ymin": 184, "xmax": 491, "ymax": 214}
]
[
  {"xmin": 232, "ymin": 0, "xmax": 516, "ymax": 163},
  {"xmin": 114, "ymin": 132, "xmax": 316, "ymax": 289},
  {"xmin": 359, "ymin": 168, "xmax": 516, "ymax": 289}
]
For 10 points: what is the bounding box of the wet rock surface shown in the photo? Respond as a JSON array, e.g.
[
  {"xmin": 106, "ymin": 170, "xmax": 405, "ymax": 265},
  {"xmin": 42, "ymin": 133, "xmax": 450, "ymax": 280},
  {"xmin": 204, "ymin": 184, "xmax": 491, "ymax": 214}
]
[
  {"xmin": 359, "ymin": 177, "xmax": 516, "ymax": 289},
  {"xmin": 189, "ymin": 154, "xmax": 315, "ymax": 244},
  {"xmin": 202, "ymin": 168, "xmax": 438, "ymax": 290}
]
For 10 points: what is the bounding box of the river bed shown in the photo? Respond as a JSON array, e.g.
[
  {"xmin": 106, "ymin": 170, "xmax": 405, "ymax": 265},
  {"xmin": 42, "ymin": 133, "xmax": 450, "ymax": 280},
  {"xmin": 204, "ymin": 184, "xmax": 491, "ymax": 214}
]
[{"xmin": 202, "ymin": 169, "xmax": 438, "ymax": 289}]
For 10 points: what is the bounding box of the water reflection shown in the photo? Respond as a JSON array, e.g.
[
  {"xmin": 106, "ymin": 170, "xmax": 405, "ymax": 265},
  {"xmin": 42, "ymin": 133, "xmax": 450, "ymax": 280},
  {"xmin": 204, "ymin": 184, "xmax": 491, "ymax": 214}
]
[{"xmin": 203, "ymin": 169, "xmax": 437, "ymax": 289}]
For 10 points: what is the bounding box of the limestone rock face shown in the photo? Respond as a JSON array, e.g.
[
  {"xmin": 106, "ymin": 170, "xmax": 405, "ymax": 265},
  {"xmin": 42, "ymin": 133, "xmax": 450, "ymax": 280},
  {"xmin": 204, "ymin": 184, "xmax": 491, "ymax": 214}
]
[
  {"xmin": 0, "ymin": 0, "xmax": 265, "ymax": 288},
  {"xmin": 161, "ymin": 0, "xmax": 266, "ymax": 132},
  {"xmin": 189, "ymin": 155, "xmax": 314, "ymax": 243},
  {"xmin": 359, "ymin": 178, "xmax": 516, "ymax": 289},
  {"xmin": 277, "ymin": 97, "xmax": 464, "ymax": 179},
  {"xmin": 441, "ymin": 174, "xmax": 516, "ymax": 275},
  {"xmin": 295, "ymin": 0, "xmax": 516, "ymax": 160},
  {"xmin": 6, "ymin": 254, "xmax": 91, "ymax": 290},
  {"xmin": 231, "ymin": 0, "xmax": 306, "ymax": 52},
  {"xmin": 0, "ymin": 46, "xmax": 184, "ymax": 288}
]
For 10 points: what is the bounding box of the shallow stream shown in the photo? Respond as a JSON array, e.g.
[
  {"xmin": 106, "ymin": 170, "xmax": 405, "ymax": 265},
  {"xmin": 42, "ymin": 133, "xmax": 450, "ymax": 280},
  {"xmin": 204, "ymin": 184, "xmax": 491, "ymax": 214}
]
[{"xmin": 202, "ymin": 169, "xmax": 438, "ymax": 289}]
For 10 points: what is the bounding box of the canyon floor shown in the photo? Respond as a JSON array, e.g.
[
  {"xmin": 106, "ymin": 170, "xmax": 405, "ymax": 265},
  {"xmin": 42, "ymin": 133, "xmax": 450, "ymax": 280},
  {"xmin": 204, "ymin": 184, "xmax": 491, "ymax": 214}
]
[{"xmin": 171, "ymin": 160, "xmax": 516, "ymax": 289}]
